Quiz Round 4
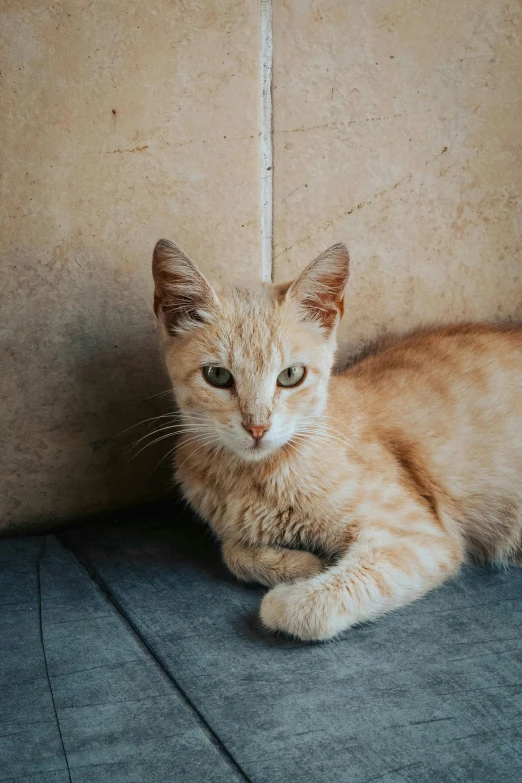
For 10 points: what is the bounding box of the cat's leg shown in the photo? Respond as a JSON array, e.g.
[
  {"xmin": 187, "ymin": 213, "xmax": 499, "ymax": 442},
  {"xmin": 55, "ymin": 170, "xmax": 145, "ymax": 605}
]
[
  {"xmin": 222, "ymin": 540, "xmax": 325, "ymax": 588},
  {"xmin": 260, "ymin": 513, "xmax": 464, "ymax": 640}
]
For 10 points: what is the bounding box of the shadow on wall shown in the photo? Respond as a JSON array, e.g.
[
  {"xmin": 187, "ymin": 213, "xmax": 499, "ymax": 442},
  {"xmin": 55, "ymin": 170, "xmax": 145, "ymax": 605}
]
[{"xmin": 1, "ymin": 243, "xmax": 177, "ymax": 533}]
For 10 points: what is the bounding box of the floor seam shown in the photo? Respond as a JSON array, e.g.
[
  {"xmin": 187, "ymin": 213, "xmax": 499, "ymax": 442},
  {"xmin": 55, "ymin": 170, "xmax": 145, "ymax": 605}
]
[
  {"xmin": 58, "ymin": 533, "xmax": 252, "ymax": 783},
  {"xmin": 37, "ymin": 536, "xmax": 73, "ymax": 783}
]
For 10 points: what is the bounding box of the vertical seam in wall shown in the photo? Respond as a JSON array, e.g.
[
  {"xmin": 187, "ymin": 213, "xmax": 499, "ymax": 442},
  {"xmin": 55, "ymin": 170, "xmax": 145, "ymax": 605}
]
[{"xmin": 260, "ymin": 0, "xmax": 273, "ymax": 283}]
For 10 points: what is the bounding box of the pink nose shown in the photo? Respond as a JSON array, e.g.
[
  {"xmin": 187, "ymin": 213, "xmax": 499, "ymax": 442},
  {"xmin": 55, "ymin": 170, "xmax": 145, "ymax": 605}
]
[{"xmin": 242, "ymin": 423, "xmax": 270, "ymax": 440}]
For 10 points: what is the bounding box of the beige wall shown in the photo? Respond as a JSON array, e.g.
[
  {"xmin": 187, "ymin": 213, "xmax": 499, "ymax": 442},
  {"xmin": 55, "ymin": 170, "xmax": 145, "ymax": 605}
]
[
  {"xmin": 1, "ymin": 0, "xmax": 260, "ymax": 531},
  {"xmin": 2, "ymin": 0, "xmax": 521, "ymax": 531},
  {"xmin": 273, "ymin": 0, "xmax": 522, "ymax": 364}
]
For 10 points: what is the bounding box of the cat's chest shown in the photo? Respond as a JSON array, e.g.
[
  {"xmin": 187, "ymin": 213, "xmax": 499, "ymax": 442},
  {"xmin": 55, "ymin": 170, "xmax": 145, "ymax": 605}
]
[{"xmin": 185, "ymin": 454, "xmax": 356, "ymax": 552}]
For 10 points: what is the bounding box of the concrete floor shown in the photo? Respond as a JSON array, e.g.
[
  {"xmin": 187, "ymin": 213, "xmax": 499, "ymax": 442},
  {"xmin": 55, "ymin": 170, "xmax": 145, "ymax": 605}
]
[{"xmin": 2, "ymin": 505, "xmax": 522, "ymax": 782}]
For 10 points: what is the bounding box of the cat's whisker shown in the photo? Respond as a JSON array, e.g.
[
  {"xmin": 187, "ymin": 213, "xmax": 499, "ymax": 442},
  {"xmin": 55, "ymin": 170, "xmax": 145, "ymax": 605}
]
[
  {"xmin": 129, "ymin": 435, "xmax": 180, "ymax": 461},
  {"xmin": 176, "ymin": 436, "xmax": 224, "ymax": 471},
  {"xmin": 302, "ymin": 424, "xmax": 354, "ymax": 442},
  {"xmin": 130, "ymin": 429, "xmax": 215, "ymax": 460},
  {"xmin": 151, "ymin": 445, "xmax": 178, "ymax": 474},
  {"xmin": 119, "ymin": 410, "xmax": 210, "ymax": 439},
  {"xmin": 130, "ymin": 422, "xmax": 208, "ymax": 436},
  {"xmin": 283, "ymin": 440, "xmax": 301, "ymax": 457},
  {"xmin": 151, "ymin": 431, "xmax": 220, "ymax": 473},
  {"xmin": 299, "ymin": 419, "xmax": 361, "ymax": 444},
  {"xmin": 299, "ymin": 422, "xmax": 357, "ymax": 442},
  {"xmin": 142, "ymin": 388, "xmax": 175, "ymax": 402},
  {"xmin": 162, "ymin": 304, "xmax": 199, "ymax": 313},
  {"xmin": 205, "ymin": 443, "xmax": 224, "ymax": 463},
  {"xmin": 169, "ymin": 412, "xmax": 212, "ymax": 425},
  {"xmin": 128, "ymin": 431, "xmax": 211, "ymax": 455},
  {"xmin": 128, "ymin": 421, "xmax": 211, "ymax": 438},
  {"xmin": 116, "ymin": 411, "xmax": 183, "ymax": 437},
  {"xmin": 294, "ymin": 426, "xmax": 363, "ymax": 457},
  {"xmin": 314, "ymin": 436, "xmax": 363, "ymax": 457},
  {"xmin": 128, "ymin": 423, "xmax": 214, "ymax": 451},
  {"xmin": 299, "ymin": 413, "xmax": 356, "ymax": 430},
  {"xmin": 177, "ymin": 432, "xmax": 218, "ymax": 447}
]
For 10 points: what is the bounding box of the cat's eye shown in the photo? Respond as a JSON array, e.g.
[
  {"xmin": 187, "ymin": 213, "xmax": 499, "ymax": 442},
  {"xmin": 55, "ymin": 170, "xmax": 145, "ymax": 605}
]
[
  {"xmin": 277, "ymin": 365, "xmax": 306, "ymax": 388},
  {"xmin": 202, "ymin": 366, "xmax": 234, "ymax": 388}
]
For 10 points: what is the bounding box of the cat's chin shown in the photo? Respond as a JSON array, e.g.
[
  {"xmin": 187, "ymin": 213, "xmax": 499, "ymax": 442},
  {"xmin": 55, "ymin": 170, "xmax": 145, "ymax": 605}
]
[{"xmin": 228, "ymin": 439, "xmax": 284, "ymax": 463}]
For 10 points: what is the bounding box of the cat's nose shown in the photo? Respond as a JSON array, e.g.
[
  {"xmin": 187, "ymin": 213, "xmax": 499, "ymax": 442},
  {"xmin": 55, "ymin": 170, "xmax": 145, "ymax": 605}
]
[{"xmin": 242, "ymin": 422, "xmax": 270, "ymax": 440}]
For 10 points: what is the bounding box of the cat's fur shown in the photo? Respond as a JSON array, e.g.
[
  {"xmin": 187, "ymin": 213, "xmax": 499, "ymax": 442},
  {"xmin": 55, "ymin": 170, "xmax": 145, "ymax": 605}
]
[{"xmin": 152, "ymin": 238, "xmax": 522, "ymax": 640}]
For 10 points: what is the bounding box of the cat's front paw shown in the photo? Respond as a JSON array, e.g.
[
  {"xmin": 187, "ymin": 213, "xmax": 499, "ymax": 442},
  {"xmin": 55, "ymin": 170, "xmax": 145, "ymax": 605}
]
[
  {"xmin": 260, "ymin": 580, "xmax": 339, "ymax": 641},
  {"xmin": 273, "ymin": 550, "xmax": 325, "ymax": 584}
]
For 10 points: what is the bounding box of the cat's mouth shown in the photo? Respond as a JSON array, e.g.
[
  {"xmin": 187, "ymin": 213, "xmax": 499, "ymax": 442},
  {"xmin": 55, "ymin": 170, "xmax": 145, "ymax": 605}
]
[
  {"xmin": 239, "ymin": 434, "xmax": 276, "ymax": 460},
  {"xmin": 250, "ymin": 439, "xmax": 265, "ymax": 453}
]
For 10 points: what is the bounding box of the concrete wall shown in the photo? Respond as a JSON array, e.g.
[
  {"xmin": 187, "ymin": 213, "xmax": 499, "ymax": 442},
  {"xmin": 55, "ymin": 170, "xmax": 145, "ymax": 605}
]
[
  {"xmin": 272, "ymin": 0, "xmax": 522, "ymax": 364},
  {"xmin": 2, "ymin": 0, "xmax": 521, "ymax": 531},
  {"xmin": 1, "ymin": 0, "xmax": 261, "ymax": 531}
]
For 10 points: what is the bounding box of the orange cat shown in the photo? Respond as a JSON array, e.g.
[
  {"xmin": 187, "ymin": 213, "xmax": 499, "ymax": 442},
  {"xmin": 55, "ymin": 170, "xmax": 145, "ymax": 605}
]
[{"xmin": 152, "ymin": 238, "xmax": 522, "ymax": 640}]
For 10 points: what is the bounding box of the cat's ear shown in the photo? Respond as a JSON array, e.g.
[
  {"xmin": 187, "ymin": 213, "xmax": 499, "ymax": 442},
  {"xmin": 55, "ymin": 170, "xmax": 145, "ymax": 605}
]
[
  {"xmin": 287, "ymin": 243, "xmax": 349, "ymax": 335},
  {"xmin": 152, "ymin": 239, "xmax": 219, "ymax": 336}
]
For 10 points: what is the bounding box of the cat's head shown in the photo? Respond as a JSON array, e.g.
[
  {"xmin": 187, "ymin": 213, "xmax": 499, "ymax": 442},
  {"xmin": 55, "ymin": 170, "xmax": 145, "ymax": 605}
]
[{"xmin": 152, "ymin": 239, "xmax": 349, "ymax": 462}]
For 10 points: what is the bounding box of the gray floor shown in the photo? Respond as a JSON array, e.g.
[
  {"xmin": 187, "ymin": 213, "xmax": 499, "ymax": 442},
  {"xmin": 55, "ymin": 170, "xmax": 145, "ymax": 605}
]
[{"xmin": 1, "ymin": 506, "xmax": 522, "ymax": 782}]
